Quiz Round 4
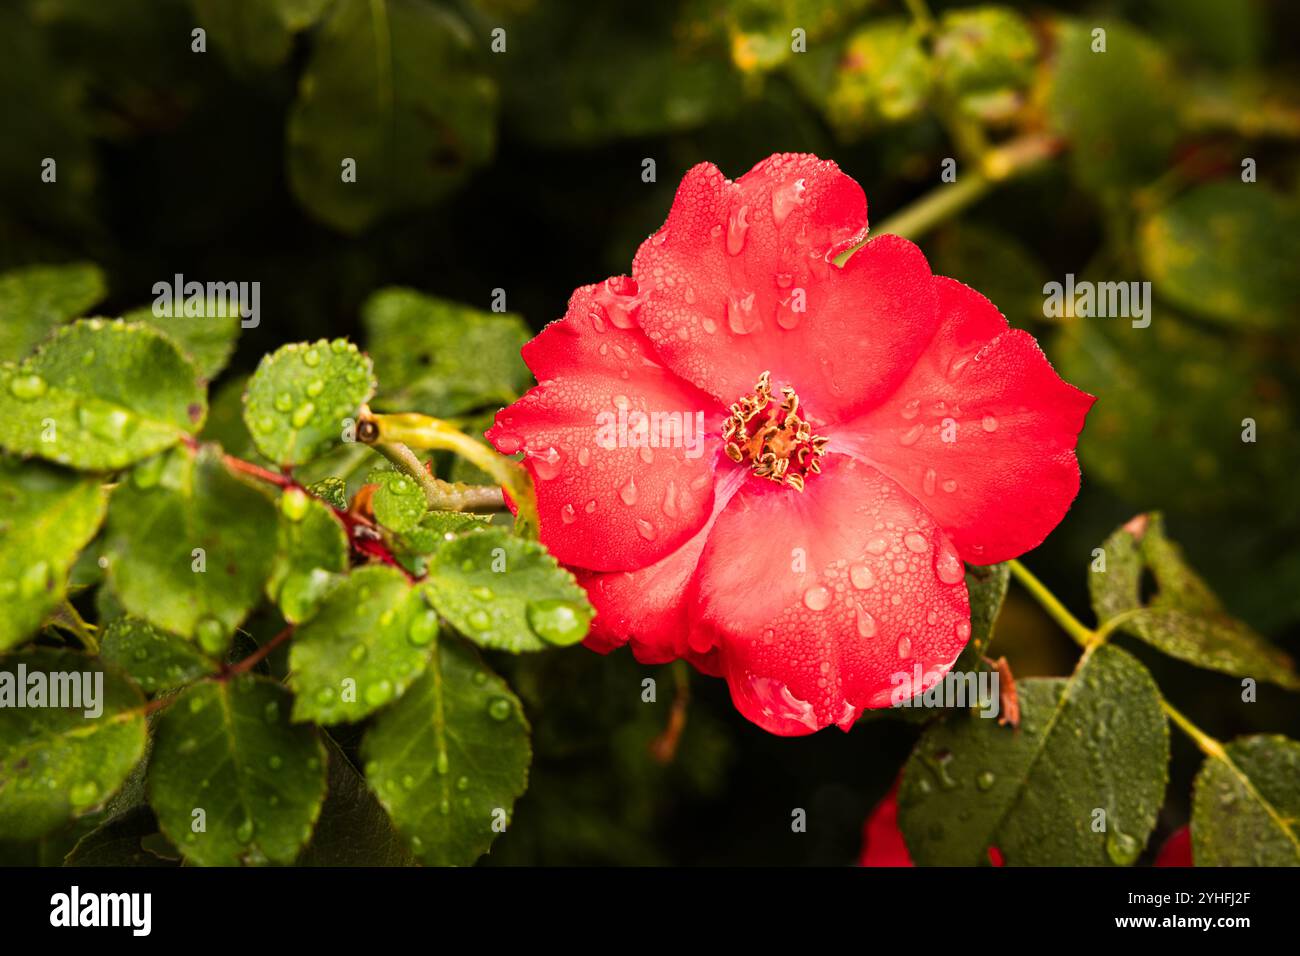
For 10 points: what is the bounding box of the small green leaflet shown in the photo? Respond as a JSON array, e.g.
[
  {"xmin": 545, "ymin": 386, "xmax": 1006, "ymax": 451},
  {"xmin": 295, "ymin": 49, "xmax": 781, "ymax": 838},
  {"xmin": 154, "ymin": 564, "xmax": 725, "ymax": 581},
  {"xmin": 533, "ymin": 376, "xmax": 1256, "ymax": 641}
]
[
  {"xmin": 0, "ymin": 262, "xmax": 106, "ymax": 362},
  {"xmin": 1191, "ymin": 734, "xmax": 1300, "ymax": 866},
  {"xmin": 361, "ymin": 637, "xmax": 530, "ymax": 866},
  {"xmin": 366, "ymin": 464, "xmax": 426, "ymax": 533},
  {"xmin": 242, "ymin": 339, "xmax": 375, "ymax": 466},
  {"xmin": 192, "ymin": 0, "xmax": 333, "ymax": 72},
  {"xmin": 267, "ymin": 488, "xmax": 349, "ymax": 625},
  {"xmin": 0, "ymin": 458, "xmax": 107, "ymax": 650},
  {"xmin": 953, "ymin": 562, "xmax": 1010, "ymax": 673},
  {"xmin": 421, "ymin": 527, "xmax": 592, "ymax": 652},
  {"xmin": 147, "ymin": 675, "xmax": 327, "ymax": 866},
  {"xmin": 0, "ymin": 319, "xmax": 205, "ymax": 471},
  {"xmin": 1090, "ymin": 513, "xmax": 1300, "ymax": 688},
  {"xmin": 0, "ymin": 649, "xmax": 147, "ymax": 840},
  {"xmin": 288, "ymin": 565, "xmax": 438, "ymax": 724},
  {"xmin": 103, "ymin": 446, "xmax": 277, "ymax": 652},
  {"xmin": 898, "ymin": 644, "xmax": 1169, "ymax": 866},
  {"xmin": 99, "ymin": 616, "xmax": 218, "ymax": 695}
]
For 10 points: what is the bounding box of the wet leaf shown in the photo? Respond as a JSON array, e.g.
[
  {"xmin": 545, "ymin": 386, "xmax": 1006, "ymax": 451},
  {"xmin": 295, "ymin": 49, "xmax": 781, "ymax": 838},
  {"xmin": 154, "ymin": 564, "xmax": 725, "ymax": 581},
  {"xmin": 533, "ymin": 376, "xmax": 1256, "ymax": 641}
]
[
  {"xmin": 0, "ymin": 458, "xmax": 107, "ymax": 650},
  {"xmin": 1191, "ymin": 734, "xmax": 1300, "ymax": 866},
  {"xmin": 242, "ymin": 339, "xmax": 374, "ymax": 467},
  {"xmin": 0, "ymin": 319, "xmax": 205, "ymax": 471},
  {"xmin": 148, "ymin": 675, "xmax": 327, "ymax": 866},
  {"xmin": 0, "ymin": 649, "xmax": 147, "ymax": 840},
  {"xmin": 361, "ymin": 638, "xmax": 530, "ymax": 866},
  {"xmin": 99, "ymin": 616, "xmax": 219, "ymax": 695},
  {"xmin": 420, "ymin": 527, "xmax": 592, "ymax": 653},
  {"xmin": 266, "ymin": 487, "xmax": 349, "ymax": 625},
  {"xmin": 898, "ymin": 644, "xmax": 1168, "ymax": 865}
]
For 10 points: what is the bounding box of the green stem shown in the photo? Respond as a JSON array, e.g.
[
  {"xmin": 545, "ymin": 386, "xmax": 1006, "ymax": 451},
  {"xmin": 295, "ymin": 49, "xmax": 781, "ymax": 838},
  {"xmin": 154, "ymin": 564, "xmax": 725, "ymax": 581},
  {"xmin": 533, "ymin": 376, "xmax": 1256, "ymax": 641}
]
[
  {"xmin": 1007, "ymin": 559, "xmax": 1096, "ymax": 648},
  {"xmin": 360, "ymin": 411, "xmax": 537, "ymax": 536},
  {"xmin": 1161, "ymin": 699, "xmax": 1226, "ymax": 760},
  {"xmin": 874, "ymin": 172, "xmax": 994, "ymax": 242},
  {"xmin": 371, "ymin": 440, "xmax": 442, "ymax": 507}
]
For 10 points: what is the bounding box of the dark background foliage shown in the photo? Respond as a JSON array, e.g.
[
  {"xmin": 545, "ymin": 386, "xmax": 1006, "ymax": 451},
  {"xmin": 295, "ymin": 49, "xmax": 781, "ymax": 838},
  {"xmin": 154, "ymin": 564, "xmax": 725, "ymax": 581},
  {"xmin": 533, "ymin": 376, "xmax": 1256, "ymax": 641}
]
[{"xmin": 2, "ymin": 0, "xmax": 1297, "ymax": 863}]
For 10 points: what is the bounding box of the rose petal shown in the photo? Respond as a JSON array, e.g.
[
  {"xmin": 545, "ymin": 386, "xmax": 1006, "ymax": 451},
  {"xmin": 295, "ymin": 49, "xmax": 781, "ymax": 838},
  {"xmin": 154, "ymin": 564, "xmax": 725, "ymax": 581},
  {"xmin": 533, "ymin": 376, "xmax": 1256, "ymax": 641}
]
[
  {"xmin": 632, "ymin": 156, "xmax": 940, "ymax": 423},
  {"xmin": 691, "ymin": 455, "xmax": 971, "ymax": 735},
  {"xmin": 859, "ymin": 782, "xmax": 914, "ymax": 867},
  {"xmin": 487, "ymin": 282, "xmax": 725, "ymax": 572},
  {"xmin": 576, "ymin": 470, "xmax": 745, "ymax": 670},
  {"xmin": 833, "ymin": 277, "xmax": 1094, "ymax": 564}
]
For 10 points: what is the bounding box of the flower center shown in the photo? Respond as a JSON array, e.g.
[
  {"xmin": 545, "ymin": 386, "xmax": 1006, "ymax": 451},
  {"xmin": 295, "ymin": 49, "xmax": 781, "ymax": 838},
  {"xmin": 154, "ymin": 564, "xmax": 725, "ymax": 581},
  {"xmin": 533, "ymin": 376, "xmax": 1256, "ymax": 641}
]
[{"xmin": 722, "ymin": 371, "xmax": 828, "ymax": 492}]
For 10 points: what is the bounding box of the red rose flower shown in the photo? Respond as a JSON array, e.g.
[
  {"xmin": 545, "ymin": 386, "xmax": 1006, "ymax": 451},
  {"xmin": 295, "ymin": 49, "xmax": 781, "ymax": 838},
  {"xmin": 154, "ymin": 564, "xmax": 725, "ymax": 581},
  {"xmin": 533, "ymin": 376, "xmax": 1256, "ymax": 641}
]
[
  {"xmin": 489, "ymin": 154, "xmax": 1092, "ymax": 735},
  {"xmin": 1154, "ymin": 825, "xmax": 1193, "ymax": 866},
  {"xmin": 859, "ymin": 783, "xmax": 914, "ymax": 867}
]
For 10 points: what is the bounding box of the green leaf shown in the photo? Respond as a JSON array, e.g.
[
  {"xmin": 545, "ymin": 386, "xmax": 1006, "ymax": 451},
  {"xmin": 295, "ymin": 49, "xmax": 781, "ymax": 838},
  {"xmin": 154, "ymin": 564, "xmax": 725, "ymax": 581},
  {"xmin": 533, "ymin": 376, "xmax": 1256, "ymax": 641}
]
[
  {"xmin": 148, "ymin": 675, "xmax": 327, "ymax": 866},
  {"xmin": 363, "ymin": 288, "xmax": 531, "ymax": 416},
  {"xmin": 361, "ymin": 638, "xmax": 530, "ymax": 866},
  {"xmin": 0, "ymin": 649, "xmax": 147, "ymax": 840},
  {"xmin": 1191, "ymin": 734, "xmax": 1300, "ymax": 866},
  {"xmin": 267, "ymin": 487, "xmax": 349, "ymax": 625},
  {"xmin": 192, "ymin": 0, "xmax": 333, "ymax": 71},
  {"xmin": 421, "ymin": 527, "xmax": 592, "ymax": 653},
  {"xmin": 64, "ymin": 806, "xmax": 179, "ymax": 867},
  {"xmin": 0, "ymin": 458, "xmax": 107, "ymax": 650},
  {"xmin": 242, "ymin": 339, "xmax": 375, "ymax": 467},
  {"xmin": 103, "ymin": 446, "xmax": 278, "ymax": 651},
  {"xmin": 1052, "ymin": 310, "xmax": 1296, "ymax": 511},
  {"xmin": 933, "ymin": 7, "xmax": 1037, "ymax": 122},
  {"xmin": 99, "ymin": 616, "xmax": 218, "ymax": 695},
  {"xmin": 288, "ymin": 565, "xmax": 436, "ymax": 724},
  {"xmin": 297, "ymin": 736, "xmax": 414, "ymax": 866},
  {"xmin": 1047, "ymin": 19, "xmax": 1180, "ymax": 194},
  {"xmin": 825, "ymin": 20, "xmax": 931, "ymax": 137},
  {"xmin": 0, "ymin": 319, "xmax": 206, "ymax": 471},
  {"xmin": 1140, "ymin": 183, "xmax": 1300, "ymax": 330},
  {"xmin": 898, "ymin": 644, "xmax": 1168, "ymax": 865},
  {"xmin": 286, "ymin": 0, "xmax": 496, "ymax": 232},
  {"xmin": 953, "ymin": 562, "xmax": 1010, "ymax": 672},
  {"xmin": 307, "ymin": 476, "xmax": 349, "ymax": 511},
  {"xmin": 1090, "ymin": 514, "xmax": 1300, "ymax": 689},
  {"xmin": 0, "ymin": 263, "xmax": 106, "ymax": 362},
  {"xmin": 121, "ymin": 302, "xmax": 242, "ymax": 381},
  {"xmin": 366, "ymin": 464, "xmax": 426, "ymax": 534}
]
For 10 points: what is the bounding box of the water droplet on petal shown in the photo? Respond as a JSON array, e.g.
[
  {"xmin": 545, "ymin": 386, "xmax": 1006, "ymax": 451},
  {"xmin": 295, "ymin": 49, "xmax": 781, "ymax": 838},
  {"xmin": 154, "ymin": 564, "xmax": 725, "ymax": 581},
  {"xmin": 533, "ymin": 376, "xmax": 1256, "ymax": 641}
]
[
  {"xmin": 850, "ymin": 564, "xmax": 875, "ymax": 590},
  {"xmin": 865, "ymin": 534, "xmax": 889, "ymax": 556},
  {"xmin": 619, "ymin": 475, "xmax": 638, "ymax": 505},
  {"xmin": 726, "ymin": 204, "xmax": 750, "ymax": 255},
  {"xmin": 560, "ymin": 503, "xmax": 576, "ymax": 524},
  {"xmin": 904, "ymin": 532, "xmax": 928, "ymax": 553},
  {"xmin": 726, "ymin": 291, "xmax": 758, "ymax": 335},
  {"xmin": 636, "ymin": 518, "xmax": 657, "ymax": 541},
  {"xmin": 899, "ymin": 424, "xmax": 924, "ymax": 446},
  {"xmin": 922, "ymin": 468, "xmax": 937, "ymax": 496},
  {"xmin": 982, "ymin": 415, "xmax": 999, "ymax": 432},
  {"xmin": 934, "ymin": 543, "xmax": 965, "ymax": 585},
  {"xmin": 897, "ymin": 636, "xmax": 912, "ymax": 658},
  {"xmin": 856, "ymin": 605, "xmax": 876, "ymax": 637},
  {"xmin": 803, "ymin": 586, "xmax": 831, "ymax": 611}
]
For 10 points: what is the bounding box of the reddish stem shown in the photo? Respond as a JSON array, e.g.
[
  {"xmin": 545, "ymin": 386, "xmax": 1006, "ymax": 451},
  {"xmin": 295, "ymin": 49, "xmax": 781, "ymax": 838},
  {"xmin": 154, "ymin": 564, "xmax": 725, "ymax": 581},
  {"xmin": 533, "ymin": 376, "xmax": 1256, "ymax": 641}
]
[{"xmin": 225, "ymin": 625, "xmax": 295, "ymax": 678}]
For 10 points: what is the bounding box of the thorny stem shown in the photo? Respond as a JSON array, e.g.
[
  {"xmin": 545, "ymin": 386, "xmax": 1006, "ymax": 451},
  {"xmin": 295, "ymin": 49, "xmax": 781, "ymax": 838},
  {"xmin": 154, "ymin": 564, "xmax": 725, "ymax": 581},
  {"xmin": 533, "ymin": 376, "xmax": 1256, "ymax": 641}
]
[{"xmin": 359, "ymin": 410, "xmax": 538, "ymax": 537}]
